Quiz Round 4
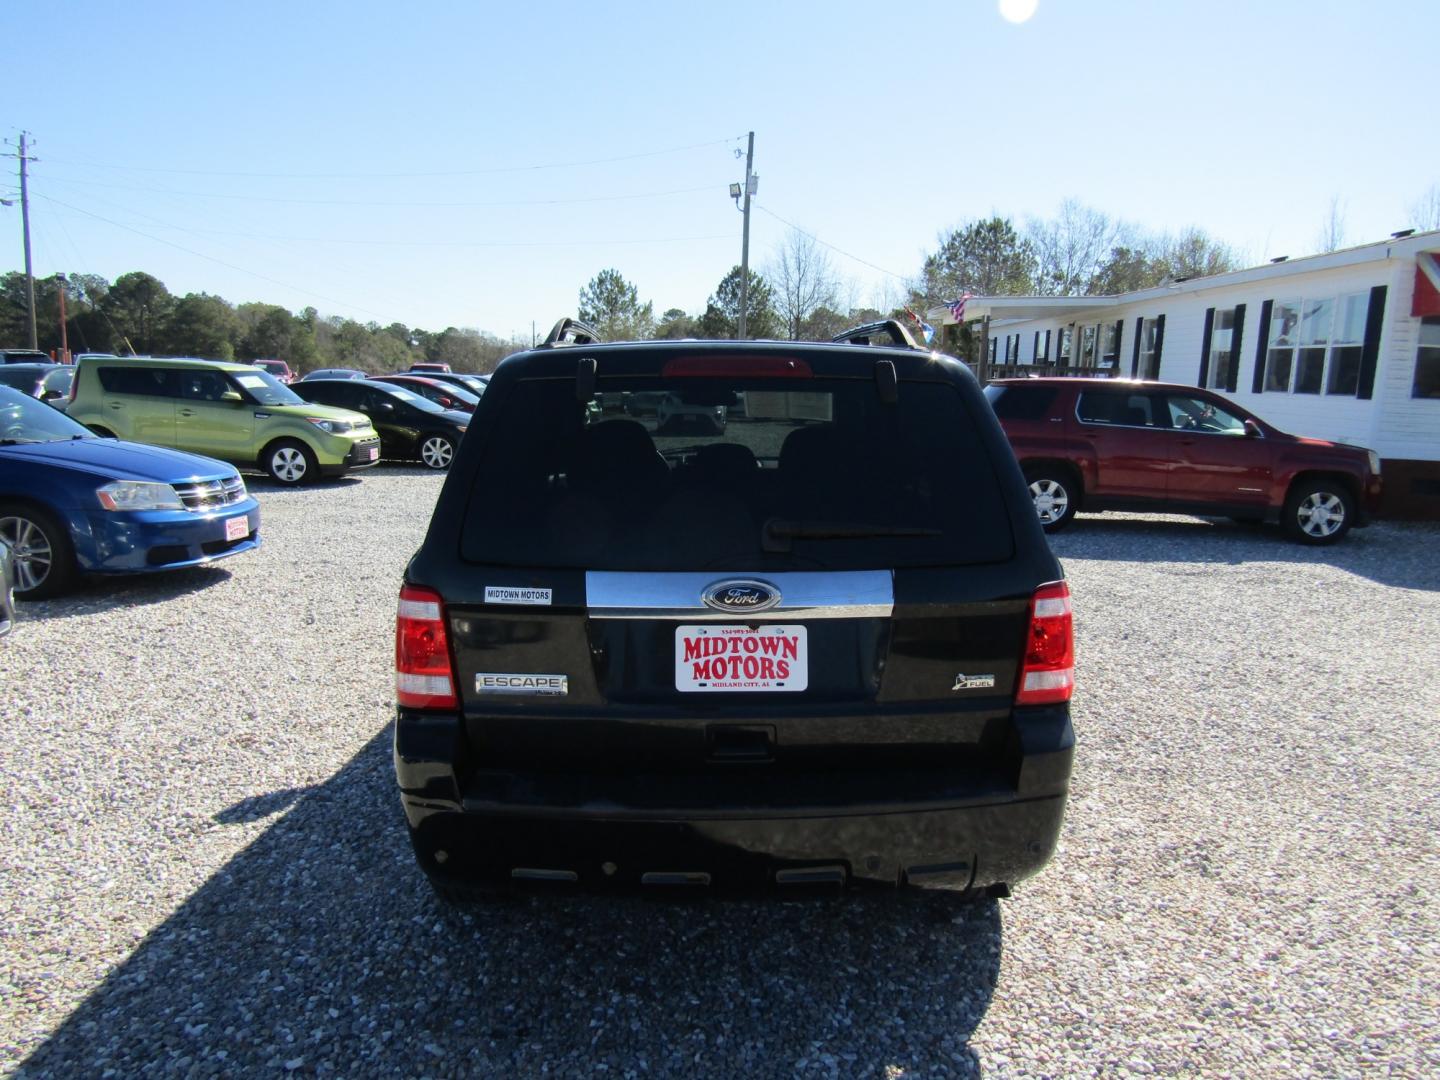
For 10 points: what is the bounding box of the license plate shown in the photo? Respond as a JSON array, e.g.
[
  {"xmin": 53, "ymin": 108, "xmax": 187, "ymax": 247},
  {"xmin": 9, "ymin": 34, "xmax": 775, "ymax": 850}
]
[
  {"xmin": 224, "ymin": 515, "xmax": 249, "ymax": 541},
  {"xmin": 366, "ymin": 447, "xmax": 379, "ymax": 461},
  {"xmin": 675, "ymin": 625, "xmax": 807, "ymax": 692}
]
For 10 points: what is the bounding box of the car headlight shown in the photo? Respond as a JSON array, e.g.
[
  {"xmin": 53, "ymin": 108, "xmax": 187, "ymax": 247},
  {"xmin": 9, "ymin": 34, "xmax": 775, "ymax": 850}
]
[
  {"xmin": 306, "ymin": 417, "xmax": 351, "ymax": 434},
  {"xmin": 96, "ymin": 481, "xmax": 184, "ymax": 511},
  {"xmin": 1367, "ymin": 450, "xmax": 1381, "ymax": 475}
]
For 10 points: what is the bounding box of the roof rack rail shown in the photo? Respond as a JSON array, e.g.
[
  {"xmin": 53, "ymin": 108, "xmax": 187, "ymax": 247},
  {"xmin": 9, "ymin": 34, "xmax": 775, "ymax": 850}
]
[
  {"xmin": 831, "ymin": 319, "xmax": 924, "ymax": 350},
  {"xmin": 541, "ymin": 317, "xmax": 604, "ymax": 347}
]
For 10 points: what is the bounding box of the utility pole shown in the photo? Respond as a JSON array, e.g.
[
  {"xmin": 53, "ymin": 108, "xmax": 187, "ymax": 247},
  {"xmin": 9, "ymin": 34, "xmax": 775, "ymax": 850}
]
[
  {"xmin": 737, "ymin": 131, "xmax": 754, "ymax": 338},
  {"xmin": 57, "ymin": 274, "xmax": 69, "ymax": 360},
  {"xmin": 18, "ymin": 132, "xmax": 38, "ymax": 349}
]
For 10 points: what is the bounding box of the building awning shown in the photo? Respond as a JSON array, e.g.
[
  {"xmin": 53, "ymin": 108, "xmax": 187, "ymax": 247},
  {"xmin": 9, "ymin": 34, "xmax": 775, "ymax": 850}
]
[{"xmin": 1413, "ymin": 252, "xmax": 1440, "ymax": 318}]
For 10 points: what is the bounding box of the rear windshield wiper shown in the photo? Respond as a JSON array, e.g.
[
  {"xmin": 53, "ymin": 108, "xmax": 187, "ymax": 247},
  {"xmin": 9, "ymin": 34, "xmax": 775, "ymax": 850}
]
[{"xmin": 762, "ymin": 517, "xmax": 940, "ymax": 553}]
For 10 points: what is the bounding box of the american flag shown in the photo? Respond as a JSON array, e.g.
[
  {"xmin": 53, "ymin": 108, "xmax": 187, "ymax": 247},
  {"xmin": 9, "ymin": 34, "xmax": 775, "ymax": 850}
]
[{"xmin": 948, "ymin": 293, "xmax": 974, "ymax": 322}]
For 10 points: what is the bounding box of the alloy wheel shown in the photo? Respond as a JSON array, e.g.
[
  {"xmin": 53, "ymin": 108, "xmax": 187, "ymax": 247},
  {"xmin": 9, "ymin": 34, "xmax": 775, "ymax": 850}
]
[
  {"xmin": 0, "ymin": 516, "xmax": 53, "ymax": 592},
  {"xmin": 1296, "ymin": 491, "xmax": 1346, "ymax": 539},
  {"xmin": 1029, "ymin": 479, "xmax": 1069, "ymax": 525},
  {"xmin": 421, "ymin": 437, "xmax": 453, "ymax": 470},
  {"xmin": 272, "ymin": 447, "xmax": 308, "ymax": 483}
]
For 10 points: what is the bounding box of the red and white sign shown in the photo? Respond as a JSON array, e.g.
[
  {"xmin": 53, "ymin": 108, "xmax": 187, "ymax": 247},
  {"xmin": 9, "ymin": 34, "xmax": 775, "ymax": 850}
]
[
  {"xmin": 674, "ymin": 625, "xmax": 808, "ymax": 692},
  {"xmin": 1413, "ymin": 252, "xmax": 1440, "ymax": 318},
  {"xmin": 224, "ymin": 515, "xmax": 249, "ymax": 541}
]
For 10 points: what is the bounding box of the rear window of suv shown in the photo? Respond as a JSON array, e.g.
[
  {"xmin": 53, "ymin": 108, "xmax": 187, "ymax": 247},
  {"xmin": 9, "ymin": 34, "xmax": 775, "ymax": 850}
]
[{"xmin": 460, "ymin": 376, "xmax": 1014, "ymax": 571}]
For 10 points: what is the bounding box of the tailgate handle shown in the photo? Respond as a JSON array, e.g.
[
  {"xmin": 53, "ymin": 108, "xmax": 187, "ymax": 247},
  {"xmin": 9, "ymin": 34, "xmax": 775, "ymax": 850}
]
[
  {"xmin": 874, "ymin": 359, "xmax": 898, "ymax": 404},
  {"xmin": 575, "ymin": 357, "xmax": 596, "ymax": 401},
  {"xmin": 707, "ymin": 724, "xmax": 775, "ymax": 762}
]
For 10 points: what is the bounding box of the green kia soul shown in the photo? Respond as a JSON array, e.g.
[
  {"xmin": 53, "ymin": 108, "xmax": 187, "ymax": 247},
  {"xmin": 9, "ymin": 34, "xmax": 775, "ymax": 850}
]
[{"xmin": 66, "ymin": 357, "xmax": 383, "ymax": 485}]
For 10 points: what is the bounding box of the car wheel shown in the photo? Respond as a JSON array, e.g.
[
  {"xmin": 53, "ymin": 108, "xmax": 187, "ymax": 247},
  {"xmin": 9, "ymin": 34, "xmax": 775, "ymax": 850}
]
[
  {"xmin": 263, "ymin": 439, "xmax": 317, "ymax": 486},
  {"xmin": 419, "ymin": 434, "xmax": 455, "ymax": 470},
  {"xmin": 1283, "ymin": 480, "xmax": 1353, "ymax": 545},
  {"xmin": 1023, "ymin": 468, "xmax": 1078, "ymax": 532},
  {"xmin": 0, "ymin": 503, "xmax": 78, "ymax": 599}
]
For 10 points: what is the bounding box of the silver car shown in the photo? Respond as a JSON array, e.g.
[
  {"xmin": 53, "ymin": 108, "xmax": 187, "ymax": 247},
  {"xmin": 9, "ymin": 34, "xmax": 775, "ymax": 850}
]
[{"xmin": 0, "ymin": 538, "xmax": 15, "ymax": 638}]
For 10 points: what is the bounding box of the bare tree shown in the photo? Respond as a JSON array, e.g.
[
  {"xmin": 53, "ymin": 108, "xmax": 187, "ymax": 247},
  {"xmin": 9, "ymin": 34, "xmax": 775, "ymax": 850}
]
[
  {"xmin": 1409, "ymin": 183, "xmax": 1440, "ymax": 231},
  {"xmin": 767, "ymin": 228, "xmax": 840, "ymax": 340},
  {"xmin": 1025, "ymin": 200, "xmax": 1126, "ymax": 296},
  {"xmin": 1316, "ymin": 195, "xmax": 1348, "ymax": 253}
]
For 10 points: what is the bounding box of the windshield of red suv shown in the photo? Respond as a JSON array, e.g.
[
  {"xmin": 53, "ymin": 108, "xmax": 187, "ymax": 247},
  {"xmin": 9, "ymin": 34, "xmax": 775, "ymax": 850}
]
[{"xmin": 460, "ymin": 376, "xmax": 1013, "ymax": 571}]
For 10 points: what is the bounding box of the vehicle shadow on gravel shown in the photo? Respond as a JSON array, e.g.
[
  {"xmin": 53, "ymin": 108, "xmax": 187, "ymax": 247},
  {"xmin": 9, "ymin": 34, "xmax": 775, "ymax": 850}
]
[
  {"xmin": 19, "ymin": 728, "xmax": 1002, "ymax": 1078},
  {"xmin": 1054, "ymin": 515, "xmax": 1440, "ymax": 592},
  {"xmin": 16, "ymin": 566, "xmax": 233, "ymax": 623}
]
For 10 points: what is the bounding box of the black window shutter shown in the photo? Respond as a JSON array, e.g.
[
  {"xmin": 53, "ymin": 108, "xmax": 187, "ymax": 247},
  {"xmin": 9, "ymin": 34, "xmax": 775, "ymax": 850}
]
[
  {"xmin": 1251, "ymin": 300, "xmax": 1273, "ymax": 394},
  {"xmin": 1044, "ymin": 329, "xmax": 1051, "ymax": 361},
  {"xmin": 1032, "ymin": 330, "xmax": 1039, "ymax": 362},
  {"xmin": 1153, "ymin": 314, "xmax": 1166, "ymax": 377},
  {"xmin": 1198, "ymin": 307, "xmax": 1216, "ymax": 387},
  {"xmin": 1357, "ymin": 285, "xmax": 1387, "ymax": 399},
  {"xmin": 1131, "ymin": 317, "xmax": 1143, "ymax": 377},
  {"xmin": 1114, "ymin": 319, "xmax": 1124, "ymax": 371},
  {"xmin": 1226, "ymin": 304, "xmax": 1246, "ymax": 393}
]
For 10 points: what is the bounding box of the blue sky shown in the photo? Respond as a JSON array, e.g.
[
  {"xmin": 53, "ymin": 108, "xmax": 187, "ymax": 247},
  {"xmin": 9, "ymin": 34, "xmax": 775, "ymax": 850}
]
[{"xmin": 6, "ymin": 0, "xmax": 1438, "ymax": 340}]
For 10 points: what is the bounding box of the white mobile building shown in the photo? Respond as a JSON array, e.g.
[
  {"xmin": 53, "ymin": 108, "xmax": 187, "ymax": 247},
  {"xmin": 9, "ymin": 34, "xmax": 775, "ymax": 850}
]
[{"xmin": 930, "ymin": 230, "xmax": 1440, "ymax": 518}]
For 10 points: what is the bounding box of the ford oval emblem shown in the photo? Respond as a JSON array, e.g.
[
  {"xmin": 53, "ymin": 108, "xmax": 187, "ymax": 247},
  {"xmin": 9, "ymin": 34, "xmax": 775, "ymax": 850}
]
[{"xmin": 702, "ymin": 579, "xmax": 781, "ymax": 613}]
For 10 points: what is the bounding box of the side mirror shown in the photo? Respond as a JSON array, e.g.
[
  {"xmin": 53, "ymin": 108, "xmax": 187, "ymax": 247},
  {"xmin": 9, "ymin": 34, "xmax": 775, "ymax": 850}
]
[
  {"xmin": 379, "ymin": 401, "xmax": 395, "ymax": 412},
  {"xmin": 221, "ymin": 390, "xmax": 243, "ymax": 403},
  {"xmin": 1243, "ymin": 419, "xmax": 1262, "ymax": 438}
]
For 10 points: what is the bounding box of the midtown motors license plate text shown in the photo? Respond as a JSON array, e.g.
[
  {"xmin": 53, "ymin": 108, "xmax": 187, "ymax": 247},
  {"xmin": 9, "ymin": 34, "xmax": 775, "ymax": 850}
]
[{"xmin": 674, "ymin": 625, "xmax": 808, "ymax": 692}]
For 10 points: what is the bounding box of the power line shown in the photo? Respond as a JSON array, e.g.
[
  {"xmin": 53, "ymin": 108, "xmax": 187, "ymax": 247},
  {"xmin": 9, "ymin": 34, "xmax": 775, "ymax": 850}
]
[
  {"xmin": 40, "ymin": 173, "xmax": 727, "ymax": 209},
  {"xmin": 38, "ymin": 193, "xmax": 735, "ymax": 249},
  {"xmin": 754, "ymin": 204, "xmax": 910, "ymax": 281},
  {"xmin": 40, "ymin": 135, "xmax": 746, "ymax": 181},
  {"xmin": 37, "ymin": 194, "xmax": 392, "ymax": 321}
]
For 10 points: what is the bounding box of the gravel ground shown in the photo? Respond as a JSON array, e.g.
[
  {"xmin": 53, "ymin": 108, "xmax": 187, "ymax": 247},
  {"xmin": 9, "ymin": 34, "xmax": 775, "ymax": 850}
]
[{"xmin": 2, "ymin": 471, "xmax": 1439, "ymax": 1078}]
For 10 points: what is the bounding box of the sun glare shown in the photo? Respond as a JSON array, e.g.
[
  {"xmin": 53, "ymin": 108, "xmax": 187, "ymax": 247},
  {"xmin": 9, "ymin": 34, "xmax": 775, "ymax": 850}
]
[{"xmin": 998, "ymin": 0, "xmax": 1038, "ymax": 24}]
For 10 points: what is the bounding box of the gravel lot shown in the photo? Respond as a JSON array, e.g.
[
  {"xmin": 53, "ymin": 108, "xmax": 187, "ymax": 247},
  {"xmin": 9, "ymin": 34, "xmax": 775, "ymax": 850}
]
[{"xmin": 2, "ymin": 469, "xmax": 1438, "ymax": 1078}]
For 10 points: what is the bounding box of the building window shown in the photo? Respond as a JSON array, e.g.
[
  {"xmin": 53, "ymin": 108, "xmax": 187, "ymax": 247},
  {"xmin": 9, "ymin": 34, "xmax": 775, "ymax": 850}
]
[
  {"xmin": 1415, "ymin": 317, "xmax": 1440, "ymax": 399},
  {"xmin": 1101, "ymin": 322, "xmax": 1121, "ymax": 368},
  {"xmin": 989, "ymin": 337, "xmax": 997, "ymax": 365},
  {"xmin": 1057, "ymin": 326, "xmax": 1072, "ymax": 367},
  {"xmin": 1262, "ymin": 293, "xmax": 1367, "ymax": 395},
  {"xmin": 1035, "ymin": 329, "xmax": 1049, "ymax": 362},
  {"xmin": 1006, "ymin": 335, "xmax": 1019, "ymax": 363},
  {"xmin": 1209, "ymin": 308, "xmax": 1238, "ymax": 389},
  {"xmin": 1138, "ymin": 319, "xmax": 1160, "ymax": 380},
  {"xmin": 1079, "ymin": 325, "xmax": 1097, "ymax": 368}
]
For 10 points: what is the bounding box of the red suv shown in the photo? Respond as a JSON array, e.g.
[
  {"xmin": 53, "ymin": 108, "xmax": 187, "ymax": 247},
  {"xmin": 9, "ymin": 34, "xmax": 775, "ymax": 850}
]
[{"xmin": 985, "ymin": 378, "xmax": 1382, "ymax": 544}]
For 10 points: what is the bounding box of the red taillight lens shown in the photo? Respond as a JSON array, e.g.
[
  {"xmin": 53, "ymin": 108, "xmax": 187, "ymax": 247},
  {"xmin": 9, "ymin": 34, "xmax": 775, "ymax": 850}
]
[
  {"xmin": 660, "ymin": 356, "xmax": 812, "ymax": 378},
  {"xmin": 395, "ymin": 584, "xmax": 458, "ymax": 709},
  {"xmin": 1015, "ymin": 581, "xmax": 1074, "ymax": 706}
]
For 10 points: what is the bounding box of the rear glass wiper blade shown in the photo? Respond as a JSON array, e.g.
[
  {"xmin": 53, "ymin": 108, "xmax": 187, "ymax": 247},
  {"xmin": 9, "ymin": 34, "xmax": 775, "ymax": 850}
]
[{"xmin": 762, "ymin": 517, "xmax": 940, "ymax": 552}]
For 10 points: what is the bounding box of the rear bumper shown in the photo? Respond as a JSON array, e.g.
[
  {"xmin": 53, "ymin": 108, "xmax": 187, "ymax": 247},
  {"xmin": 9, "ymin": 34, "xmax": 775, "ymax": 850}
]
[{"xmin": 395, "ymin": 706, "xmax": 1073, "ymax": 893}]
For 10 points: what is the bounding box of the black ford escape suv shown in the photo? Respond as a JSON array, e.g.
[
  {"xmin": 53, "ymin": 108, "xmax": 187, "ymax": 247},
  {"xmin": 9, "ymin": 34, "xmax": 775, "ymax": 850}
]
[{"xmin": 395, "ymin": 321, "xmax": 1075, "ymax": 900}]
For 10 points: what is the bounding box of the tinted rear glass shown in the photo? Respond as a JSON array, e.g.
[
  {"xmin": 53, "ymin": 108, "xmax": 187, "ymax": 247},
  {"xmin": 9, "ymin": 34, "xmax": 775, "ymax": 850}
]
[
  {"xmin": 984, "ymin": 383, "xmax": 1058, "ymax": 420},
  {"xmin": 460, "ymin": 376, "xmax": 1014, "ymax": 571},
  {"xmin": 98, "ymin": 366, "xmax": 177, "ymax": 397}
]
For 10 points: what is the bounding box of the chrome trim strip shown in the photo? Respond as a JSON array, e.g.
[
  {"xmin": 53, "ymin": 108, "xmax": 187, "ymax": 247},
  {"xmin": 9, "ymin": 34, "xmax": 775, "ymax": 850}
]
[{"xmin": 586, "ymin": 570, "xmax": 893, "ymax": 620}]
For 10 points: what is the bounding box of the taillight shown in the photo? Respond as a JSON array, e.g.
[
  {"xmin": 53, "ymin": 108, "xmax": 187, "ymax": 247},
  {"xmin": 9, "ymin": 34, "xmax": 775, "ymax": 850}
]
[
  {"xmin": 1015, "ymin": 581, "xmax": 1074, "ymax": 706},
  {"xmin": 396, "ymin": 584, "xmax": 458, "ymax": 709}
]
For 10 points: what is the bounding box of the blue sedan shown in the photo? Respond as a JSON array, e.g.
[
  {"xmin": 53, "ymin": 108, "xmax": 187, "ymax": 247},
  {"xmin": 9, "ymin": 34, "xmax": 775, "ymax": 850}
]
[{"xmin": 0, "ymin": 386, "xmax": 261, "ymax": 598}]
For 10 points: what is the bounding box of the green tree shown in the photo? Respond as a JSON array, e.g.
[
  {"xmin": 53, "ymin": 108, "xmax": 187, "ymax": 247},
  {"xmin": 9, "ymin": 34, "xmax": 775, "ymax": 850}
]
[
  {"xmin": 103, "ymin": 272, "xmax": 174, "ymax": 354},
  {"xmin": 654, "ymin": 307, "xmax": 698, "ymax": 339},
  {"xmin": 698, "ymin": 266, "xmax": 777, "ymax": 339},
  {"xmin": 1090, "ymin": 246, "xmax": 1166, "ymax": 295},
  {"xmin": 920, "ymin": 217, "xmax": 1037, "ymax": 301},
  {"xmin": 578, "ymin": 269, "xmax": 655, "ymax": 341},
  {"xmin": 161, "ymin": 293, "xmax": 240, "ymax": 358}
]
